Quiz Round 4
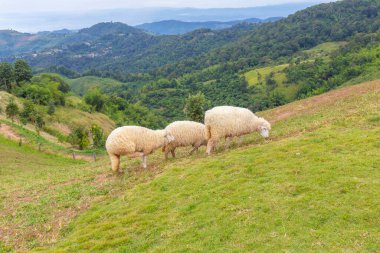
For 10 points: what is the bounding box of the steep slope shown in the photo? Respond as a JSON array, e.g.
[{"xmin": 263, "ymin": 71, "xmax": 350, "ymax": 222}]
[{"xmin": 25, "ymin": 79, "xmax": 379, "ymax": 252}]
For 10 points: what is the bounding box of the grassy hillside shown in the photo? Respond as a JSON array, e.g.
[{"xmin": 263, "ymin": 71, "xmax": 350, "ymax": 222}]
[
  {"xmin": 65, "ymin": 76, "xmax": 125, "ymax": 96},
  {"xmin": 0, "ymin": 79, "xmax": 370, "ymax": 252},
  {"xmin": 0, "ymin": 90, "xmax": 115, "ymax": 147},
  {"xmin": 243, "ymin": 41, "xmax": 346, "ymax": 101},
  {"xmin": 0, "ymin": 135, "xmax": 107, "ymax": 251}
]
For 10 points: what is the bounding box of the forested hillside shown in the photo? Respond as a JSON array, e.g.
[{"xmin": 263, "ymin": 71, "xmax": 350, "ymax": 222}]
[
  {"xmin": 135, "ymin": 17, "xmax": 282, "ymax": 35},
  {"xmin": 1, "ymin": 0, "xmax": 379, "ymax": 129},
  {"xmin": 58, "ymin": 0, "xmax": 379, "ymax": 128},
  {"xmin": 2, "ymin": 22, "xmax": 255, "ymax": 76}
]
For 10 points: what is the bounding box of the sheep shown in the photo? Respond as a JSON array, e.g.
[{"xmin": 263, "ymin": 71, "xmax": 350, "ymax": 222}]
[
  {"xmin": 105, "ymin": 126, "xmax": 175, "ymax": 173},
  {"xmin": 204, "ymin": 106, "xmax": 271, "ymax": 155},
  {"xmin": 162, "ymin": 121, "xmax": 207, "ymax": 159}
]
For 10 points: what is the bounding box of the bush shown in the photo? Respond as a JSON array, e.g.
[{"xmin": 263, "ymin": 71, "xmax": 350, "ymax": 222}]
[
  {"xmin": 20, "ymin": 101, "xmax": 36, "ymax": 125},
  {"xmin": 47, "ymin": 103, "xmax": 56, "ymax": 115},
  {"xmin": 68, "ymin": 126, "xmax": 90, "ymax": 150},
  {"xmin": 5, "ymin": 98, "xmax": 19, "ymax": 122},
  {"xmin": 14, "ymin": 59, "xmax": 32, "ymax": 84},
  {"xmin": 91, "ymin": 124, "xmax": 105, "ymax": 148},
  {"xmin": 183, "ymin": 92, "xmax": 207, "ymax": 122},
  {"xmin": 84, "ymin": 88, "xmax": 107, "ymax": 112},
  {"xmin": 16, "ymin": 84, "xmax": 52, "ymax": 105}
]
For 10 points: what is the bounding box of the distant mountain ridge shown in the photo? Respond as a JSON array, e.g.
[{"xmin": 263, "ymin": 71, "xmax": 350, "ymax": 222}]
[
  {"xmin": 1, "ymin": 2, "xmax": 321, "ymax": 32},
  {"xmin": 136, "ymin": 17, "xmax": 282, "ymax": 35},
  {"xmin": 0, "ymin": 17, "xmax": 277, "ymax": 58},
  {"xmin": 1, "ymin": 21, "xmax": 256, "ymax": 73}
]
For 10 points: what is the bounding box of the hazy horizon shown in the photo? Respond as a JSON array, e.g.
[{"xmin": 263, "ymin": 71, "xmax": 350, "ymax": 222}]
[{"xmin": 0, "ymin": 0, "xmax": 336, "ymax": 32}]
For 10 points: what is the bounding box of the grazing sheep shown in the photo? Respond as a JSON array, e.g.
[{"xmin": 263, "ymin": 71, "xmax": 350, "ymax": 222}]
[
  {"xmin": 105, "ymin": 126, "xmax": 175, "ymax": 172},
  {"xmin": 205, "ymin": 106, "xmax": 271, "ymax": 155},
  {"xmin": 162, "ymin": 121, "xmax": 207, "ymax": 159}
]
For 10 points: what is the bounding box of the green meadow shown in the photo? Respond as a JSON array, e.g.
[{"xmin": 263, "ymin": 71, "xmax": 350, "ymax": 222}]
[{"xmin": 0, "ymin": 80, "xmax": 379, "ymax": 252}]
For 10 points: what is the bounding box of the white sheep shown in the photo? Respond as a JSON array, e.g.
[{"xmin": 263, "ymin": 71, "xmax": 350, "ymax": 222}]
[
  {"xmin": 204, "ymin": 106, "xmax": 271, "ymax": 155},
  {"xmin": 105, "ymin": 126, "xmax": 175, "ymax": 172},
  {"xmin": 162, "ymin": 121, "xmax": 207, "ymax": 159}
]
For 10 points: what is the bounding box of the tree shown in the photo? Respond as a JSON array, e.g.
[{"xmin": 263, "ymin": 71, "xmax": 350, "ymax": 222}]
[
  {"xmin": 14, "ymin": 60, "xmax": 32, "ymax": 85},
  {"xmin": 0, "ymin": 63, "xmax": 14, "ymax": 91},
  {"xmin": 183, "ymin": 92, "xmax": 206, "ymax": 122},
  {"xmin": 269, "ymin": 91, "xmax": 287, "ymax": 107},
  {"xmin": 34, "ymin": 111, "xmax": 45, "ymax": 134},
  {"xmin": 91, "ymin": 124, "xmax": 105, "ymax": 148},
  {"xmin": 5, "ymin": 98, "xmax": 19, "ymax": 122},
  {"xmin": 19, "ymin": 101, "xmax": 36, "ymax": 125},
  {"xmin": 68, "ymin": 126, "xmax": 90, "ymax": 150},
  {"xmin": 47, "ymin": 103, "xmax": 56, "ymax": 115},
  {"xmin": 84, "ymin": 88, "xmax": 107, "ymax": 112}
]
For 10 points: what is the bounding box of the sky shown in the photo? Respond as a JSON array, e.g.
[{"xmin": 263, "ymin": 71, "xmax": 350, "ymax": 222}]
[
  {"xmin": 0, "ymin": 0, "xmax": 333, "ymax": 11},
  {"xmin": 0, "ymin": 0, "xmax": 335, "ymax": 32}
]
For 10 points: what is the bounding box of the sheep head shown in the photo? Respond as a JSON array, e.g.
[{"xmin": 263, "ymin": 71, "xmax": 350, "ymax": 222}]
[
  {"xmin": 257, "ymin": 117, "xmax": 271, "ymax": 138},
  {"xmin": 164, "ymin": 130, "xmax": 175, "ymax": 144}
]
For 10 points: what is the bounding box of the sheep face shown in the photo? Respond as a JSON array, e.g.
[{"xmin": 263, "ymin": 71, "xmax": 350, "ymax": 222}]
[
  {"xmin": 259, "ymin": 126, "xmax": 270, "ymax": 138},
  {"xmin": 258, "ymin": 118, "xmax": 271, "ymax": 138},
  {"xmin": 164, "ymin": 131, "xmax": 175, "ymax": 144}
]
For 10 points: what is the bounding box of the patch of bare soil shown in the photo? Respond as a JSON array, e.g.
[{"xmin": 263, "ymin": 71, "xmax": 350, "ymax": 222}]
[
  {"xmin": 0, "ymin": 123, "xmax": 22, "ymax": 141},
  {"xmin": 51, "ymin": 123, "xmax": 72, "ymax": 135}
]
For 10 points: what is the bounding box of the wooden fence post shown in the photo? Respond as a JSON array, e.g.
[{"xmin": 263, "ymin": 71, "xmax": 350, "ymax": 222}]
[
  {"xmin": 72, "ymin": 152, "xmax": 76, "ymax": 160},
  {"xmin": 93, "ymin": 153, "xmax": 97, "ymax": 162},
  {"xmin": 19, "ymin": 138, "xmax": 22, "ymax": 146}
]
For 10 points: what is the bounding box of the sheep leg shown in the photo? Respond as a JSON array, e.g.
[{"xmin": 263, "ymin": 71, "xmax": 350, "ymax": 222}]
[
  {"xmin": 170, "ymin": 148, "xmax": 176, "ymax": 158},
  {"xmin": 109, "ymin": 154, "xmax": 121, "ymax": 173},
  {"xmin": 225, "ymin": 137, "xmax": 232, "ymax": 149},
  {"xmin": 164, "ymin": 147, "xmax": 170, "ymax": 160},
  {"xmin": 189, "ymin": 145, "xmax": 198, "ymax": 155},
  {"xmin": 238, "ymin": 136, "xmax": 244, "ymax": 146},
  {"xmin": 142, "ymin": 155, "xmax": 147, "ymax": 169},
  {"xmin": 206, "ymin": 139, "xmax": 217, "ymax": 155}
]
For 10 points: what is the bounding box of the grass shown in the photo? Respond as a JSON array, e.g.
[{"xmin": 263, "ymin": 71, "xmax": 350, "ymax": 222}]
[
  {"xmin": 53, "ymin": 106, "xmax": 115, "ymax": 135},
  {"xmin": 22, "ymin": 79, "xmax": 379, "ymax": 252},
  {"xmin": 64, "ymin": 76, "xmax": 125, "ymax": 95},
  {"xmin": 242, "ymin": 42, "xmax": 347, "ymax": 101},
  {"xmin": 243, "ymin": 64, "xmax": 299, "ymax": 100},
  {"xmin": 303, "ymin": 41, "xmax": 347, "ymax": 58},
  {"xmin": 0, "ymin": 89, "xmax": 115, "ymax": 153},
  {"xmin": 244, "ymin": 64, "xmax": 288, "ymax": 86},
  {"xmin": 0, "ymin": 134, "xmax": 117, "ymax": 251}
]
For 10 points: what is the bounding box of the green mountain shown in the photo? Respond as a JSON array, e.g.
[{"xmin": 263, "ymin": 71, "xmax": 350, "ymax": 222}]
[
  {"xmin": 135, "ymin": 17, "xmax": 282, "ymax": 35},
  {"xmin": 6, "ymin": 22, "xmax": 253, "ymax": 75},
  {"xmin": 157, "ymin": 0, "xmax": 380, "ymax": 78},
  {"xmin": 0, "ymin": 30, "xmax": 68, "ymax": 57}
]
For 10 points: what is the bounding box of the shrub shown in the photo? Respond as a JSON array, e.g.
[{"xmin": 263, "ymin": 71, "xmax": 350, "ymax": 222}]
[
  {"xmin": 183, "ymin": 92, "xmax": 206, "ymax": 122},
  {"xmin": 5, "ymin": 98, "xmax": 19, "ymax": 123},
  {"xmin": 91, "ymin": 124, "xmax": 105, "ymax": 148},
  {"xmin": 68, "ymin": 126, "xmax": 90, "ymax": 150}
]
